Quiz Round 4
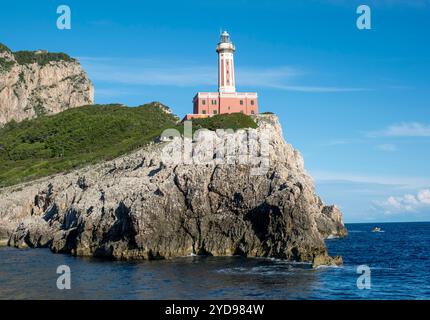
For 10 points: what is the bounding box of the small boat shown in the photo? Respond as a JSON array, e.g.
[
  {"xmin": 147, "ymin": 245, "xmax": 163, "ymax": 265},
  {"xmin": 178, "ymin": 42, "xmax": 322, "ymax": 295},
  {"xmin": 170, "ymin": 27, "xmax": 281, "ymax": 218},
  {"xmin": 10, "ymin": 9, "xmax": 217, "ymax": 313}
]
[{"xmin": 372, "ymin": 227, "xmax": 382, "ymax": 233}]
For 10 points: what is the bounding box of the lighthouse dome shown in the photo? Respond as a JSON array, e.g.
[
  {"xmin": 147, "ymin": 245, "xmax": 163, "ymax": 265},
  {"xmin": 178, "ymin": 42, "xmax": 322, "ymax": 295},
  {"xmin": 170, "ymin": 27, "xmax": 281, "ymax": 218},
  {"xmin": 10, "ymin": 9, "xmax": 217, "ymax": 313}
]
[{"xmin": 219, "ymin": 31, "xmax": 232, "ymax": 44}]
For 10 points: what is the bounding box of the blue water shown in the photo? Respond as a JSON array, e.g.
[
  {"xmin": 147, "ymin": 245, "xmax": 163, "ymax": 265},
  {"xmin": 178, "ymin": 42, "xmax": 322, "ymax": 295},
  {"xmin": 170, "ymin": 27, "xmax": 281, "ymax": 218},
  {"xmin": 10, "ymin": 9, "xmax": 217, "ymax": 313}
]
[{"xmin": 0, "ymin": 222, "xmax": 429, "ymax": 299}]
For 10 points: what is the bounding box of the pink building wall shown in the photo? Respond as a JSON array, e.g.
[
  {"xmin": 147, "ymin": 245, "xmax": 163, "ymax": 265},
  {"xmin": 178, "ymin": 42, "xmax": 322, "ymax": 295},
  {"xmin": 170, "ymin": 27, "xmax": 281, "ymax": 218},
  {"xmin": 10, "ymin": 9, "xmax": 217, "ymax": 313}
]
[
  {"xmin": 191, "ymin": 93, "xmax": 258, "ymax": 118},
  {"xmin": 218, "ymin": 96, "xmax": 258, "ymax": 115}
]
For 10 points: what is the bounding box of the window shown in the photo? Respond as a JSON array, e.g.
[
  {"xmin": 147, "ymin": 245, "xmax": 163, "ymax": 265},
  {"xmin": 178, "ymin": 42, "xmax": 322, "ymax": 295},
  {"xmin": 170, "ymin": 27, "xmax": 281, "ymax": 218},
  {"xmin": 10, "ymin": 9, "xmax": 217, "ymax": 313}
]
[
  {"xmin": 202, "ymin": 110, "xmax": 206, "ymax": 114},
  {"xmin": 212, "ymin": 100, "xmax": 217, "ymax": 105},
  {"xmin": 240, "ymin": 100, "xmax": 243, "ymax": 105},
  {"xmin": 202, "ymin": 100, "xmax": 206, "ymax": 105},
  {"xmin": 251, "ymin": 100, "xmax": 254, "ymax": 105},
  {"xmin": 213, "ymin": 110, "xmax": 217, "ymax": 114},
  {"xmin": 251, "ymin": 110, "xmax": 255, "ymax": 115}
]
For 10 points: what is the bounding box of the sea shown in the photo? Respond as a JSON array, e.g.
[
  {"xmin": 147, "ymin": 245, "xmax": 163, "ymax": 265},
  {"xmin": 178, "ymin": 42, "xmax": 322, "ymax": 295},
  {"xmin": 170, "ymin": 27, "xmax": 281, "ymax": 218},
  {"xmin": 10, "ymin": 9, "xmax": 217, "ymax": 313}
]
[{"xmin": 0, "ymin": 222, "xmax": 429, "ymax": 300}]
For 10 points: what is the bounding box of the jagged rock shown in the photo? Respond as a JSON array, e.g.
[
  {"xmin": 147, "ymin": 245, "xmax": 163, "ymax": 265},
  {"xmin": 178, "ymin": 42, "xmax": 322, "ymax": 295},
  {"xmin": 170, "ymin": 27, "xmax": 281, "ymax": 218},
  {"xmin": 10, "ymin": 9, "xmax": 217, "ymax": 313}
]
[
  {"xmin": 0, "ymin": 225, "xmax": 9, "ymax": 246},
  {"xmin": 316, "ymin": 203, "xmax": 348, "ymax": 238},
  {"xmin": 0, "ymin": 114, "xmax": 347, "ymax": 265},
  {"xmin": 312, "ymin": 253, "xmax": 343, "ymax": 268},
  {"xmin": 0, "ymin": 43, "xmax": 94, "ymax": 125}
]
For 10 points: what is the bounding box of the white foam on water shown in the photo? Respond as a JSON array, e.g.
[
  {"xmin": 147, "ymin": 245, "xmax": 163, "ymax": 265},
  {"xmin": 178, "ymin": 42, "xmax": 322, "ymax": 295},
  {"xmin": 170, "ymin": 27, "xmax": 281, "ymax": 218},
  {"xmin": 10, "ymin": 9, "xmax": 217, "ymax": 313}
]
[
  {"xmin": 216, "ymin": 265, "xmax": 294, "ymax": 276},
  {"xmin": 314, "ymin": 264, "xmax": 343, "ymax": 270},
  {"xmin": 253, "ymin": 256, "xmax": 312, "ymax": 266}
]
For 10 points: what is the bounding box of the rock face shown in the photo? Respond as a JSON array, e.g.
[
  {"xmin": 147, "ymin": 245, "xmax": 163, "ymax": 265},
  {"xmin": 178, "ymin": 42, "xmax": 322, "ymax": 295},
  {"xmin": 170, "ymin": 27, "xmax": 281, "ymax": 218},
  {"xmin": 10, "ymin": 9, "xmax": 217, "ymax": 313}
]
[
  {"xmin": 316, "ymin": 204, "xmax": 348, "ymax": 239},
  {"xmin": 0, "ymin": 114, "xmax": 347, "ymax": 265},
  {"xmin": 0, "ymin": 44, "xmax": 94, "ymax": 125}
]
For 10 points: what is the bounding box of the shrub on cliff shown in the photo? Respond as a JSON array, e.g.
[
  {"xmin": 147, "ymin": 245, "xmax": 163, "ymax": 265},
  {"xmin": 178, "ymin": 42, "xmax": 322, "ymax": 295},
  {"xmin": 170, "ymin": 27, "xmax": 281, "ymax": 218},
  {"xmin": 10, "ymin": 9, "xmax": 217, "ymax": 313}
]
[
  {"xmin": 13, "ymin": 50, "xmax": 76, "ymax": 65},
  {"xmin": 0, "ymin": 58, "xmax": 14, "ymax": 72},
  {"xmin": 188, "ymin": 113, "xmax": 257, "ymax": 132},
  {"xmin": 0, "ymin": 43, "xmax": 11, "ymax": 53}
]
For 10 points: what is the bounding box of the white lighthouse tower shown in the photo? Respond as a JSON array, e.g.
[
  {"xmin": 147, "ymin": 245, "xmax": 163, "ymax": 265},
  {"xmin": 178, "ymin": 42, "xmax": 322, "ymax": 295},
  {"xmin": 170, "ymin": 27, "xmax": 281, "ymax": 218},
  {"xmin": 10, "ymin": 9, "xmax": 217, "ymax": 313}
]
[{"xmin": 216, "ymin": 31, "xmax": 236, "ymax": 94}]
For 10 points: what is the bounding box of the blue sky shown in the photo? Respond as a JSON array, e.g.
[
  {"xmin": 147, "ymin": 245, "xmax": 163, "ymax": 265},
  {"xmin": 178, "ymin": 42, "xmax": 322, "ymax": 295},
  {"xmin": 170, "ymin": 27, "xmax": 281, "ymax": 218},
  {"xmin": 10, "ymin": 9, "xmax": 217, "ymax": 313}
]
[{"xmin": 1, "ymin": 0, "xmax": 430, "ymax": 222}]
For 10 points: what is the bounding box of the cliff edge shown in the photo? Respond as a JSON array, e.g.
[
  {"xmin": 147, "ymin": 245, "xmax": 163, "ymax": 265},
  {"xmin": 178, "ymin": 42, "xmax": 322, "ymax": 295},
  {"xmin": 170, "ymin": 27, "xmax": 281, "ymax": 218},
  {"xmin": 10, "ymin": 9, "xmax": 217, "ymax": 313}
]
[
  {"xmin": 0, "ymin": 43, "xmax": 94, "ymax": 125},
  {"xmin": 0, "ymin": 113, "xmax": 347, "ymax": 267}
]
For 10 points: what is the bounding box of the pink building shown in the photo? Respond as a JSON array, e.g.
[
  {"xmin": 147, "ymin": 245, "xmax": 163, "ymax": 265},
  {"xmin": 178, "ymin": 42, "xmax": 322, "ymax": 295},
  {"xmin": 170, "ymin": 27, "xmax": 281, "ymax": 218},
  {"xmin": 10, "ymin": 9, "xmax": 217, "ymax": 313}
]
[{"xmin": 184, "ymin": 31, "xmax": 258, "ymax": 120}]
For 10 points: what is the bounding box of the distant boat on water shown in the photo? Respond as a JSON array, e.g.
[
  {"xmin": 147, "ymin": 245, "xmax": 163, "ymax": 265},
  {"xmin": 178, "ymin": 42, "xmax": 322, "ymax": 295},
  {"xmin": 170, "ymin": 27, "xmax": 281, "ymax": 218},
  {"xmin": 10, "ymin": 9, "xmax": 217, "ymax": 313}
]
[{"xmin": 372, "ymin": 227, "xmax": 382, "ymax": 233}]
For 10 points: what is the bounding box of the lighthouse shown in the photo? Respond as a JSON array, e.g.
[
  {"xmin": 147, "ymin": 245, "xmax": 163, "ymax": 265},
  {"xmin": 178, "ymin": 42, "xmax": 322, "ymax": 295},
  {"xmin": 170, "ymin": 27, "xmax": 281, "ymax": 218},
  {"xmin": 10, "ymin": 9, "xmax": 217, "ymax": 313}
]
[
  {"xmin": 185, "ymin": 31, "xmax": 258, "ymax": 120},
  {"xmin": 217, "ymin": 31, "xmax": 236, "ymax": 94}
]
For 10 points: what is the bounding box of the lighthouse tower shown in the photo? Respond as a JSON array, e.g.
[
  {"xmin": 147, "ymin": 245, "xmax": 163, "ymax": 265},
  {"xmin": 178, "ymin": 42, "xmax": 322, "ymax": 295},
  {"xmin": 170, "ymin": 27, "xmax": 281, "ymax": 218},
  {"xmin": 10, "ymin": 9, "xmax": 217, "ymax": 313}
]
[
  {"xmin": 217, "ymin": 31, "xmax": 236, "ymax": 94},
  {"xmin": 185, "ymin": 31, "xmax": 258, "ymax": 120}
]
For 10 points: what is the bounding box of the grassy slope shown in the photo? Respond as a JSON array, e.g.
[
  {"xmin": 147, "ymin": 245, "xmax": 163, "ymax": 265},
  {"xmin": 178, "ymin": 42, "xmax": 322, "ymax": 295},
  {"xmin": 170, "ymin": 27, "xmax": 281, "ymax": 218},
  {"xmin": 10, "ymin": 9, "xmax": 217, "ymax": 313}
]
[
  {"xmin": 0, "ymin": 105, "xmax": 258, "ymax": 188},
  {"xmin": 0, "ymin": 103, "xmax": 178, "ymax": 187}
]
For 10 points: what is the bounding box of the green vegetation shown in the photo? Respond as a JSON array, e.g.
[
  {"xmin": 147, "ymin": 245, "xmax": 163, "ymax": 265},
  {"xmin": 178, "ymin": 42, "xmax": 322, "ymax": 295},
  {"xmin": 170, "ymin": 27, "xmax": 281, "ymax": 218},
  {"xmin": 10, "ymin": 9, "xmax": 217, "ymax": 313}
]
[
  {"xmin": 0, "ymin": 43, "xmax": 75, "ymax": 70},
  {"xmin": 0, "ymin": 103, "xmax": 178, "ymax": 187},
  {"xmin": 188, "ymin": 113, "xmax": 257, "ymax": 132},
  {"xmin": 13, "ymin": 51, "xmax": 76, "ymax": 66},
  {"xmin": 0, "ymin": 57, "xmax": 14, "ymax": 72},
  {"xmin": 18, "ymin": 71, "xmax": 25, "ymax": 83},
  {"xmin": 0, "ymin": 44, "xmax": 14, "ymax": 72},
  {"xmin": 32, "ymin": 103, "xmax": 47, "ymax": 117},
  {"xmin": 0, "ymin": 106, "xmax": 258, "ymax": 187},
  {"xmin": 0, "ymin": 43, "xmax": 11, "ymax": 53}
]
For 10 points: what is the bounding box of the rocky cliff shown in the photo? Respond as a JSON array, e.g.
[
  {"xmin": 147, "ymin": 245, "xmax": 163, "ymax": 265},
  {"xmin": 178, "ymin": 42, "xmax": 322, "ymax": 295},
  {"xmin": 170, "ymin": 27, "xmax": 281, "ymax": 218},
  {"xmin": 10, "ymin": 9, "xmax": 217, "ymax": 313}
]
[
  {"xmin": 0, "ymin": 43, "xmax": 94, "ymax": 125},
  {"xmin": 0, "ymin": 113, "xmax": 347, "ymax": 266}
]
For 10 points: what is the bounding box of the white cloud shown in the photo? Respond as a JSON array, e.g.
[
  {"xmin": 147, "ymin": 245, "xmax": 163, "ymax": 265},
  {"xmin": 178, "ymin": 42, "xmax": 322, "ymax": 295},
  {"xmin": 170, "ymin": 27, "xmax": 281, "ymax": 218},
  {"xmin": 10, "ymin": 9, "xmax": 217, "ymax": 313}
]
[
  {"xmin": 375, "ymin": 189, "xmax": 430, "ymax": 214},
  {"xmin": 311, "ymin": 170, "xmax": 430, "ymax": 188},
  {"xmin": 417, "ymin": 189, "xmax": 430, "ymax": 204},
  {"xmin": 323, "ymin": 139, "xmax": 351, "ymax": 146},
  {"xmin": 376, "ymin": 143, "xmax": 397, "ymax": 152},
  {"xmin": 321, "ymin": 138, "xmax": 365, "ymax": 147},
  {"xmin": 78, "ymin": 56, "xmax": 368, "ymax": 93},
  {"xmin": 315, "ymin": 178, "xmax": 430, "ymax": 222},
  {"xmin": 368, "ymin": 123, "xmax": 430, "ymax": 137}
]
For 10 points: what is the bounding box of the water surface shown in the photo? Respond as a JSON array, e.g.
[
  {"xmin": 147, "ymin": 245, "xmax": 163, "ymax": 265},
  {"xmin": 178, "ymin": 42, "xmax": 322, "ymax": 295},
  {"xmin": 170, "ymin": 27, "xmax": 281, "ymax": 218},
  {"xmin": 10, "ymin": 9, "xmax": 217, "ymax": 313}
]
[{"xmin": 0, "ymin": 222, "xmax": 429, "ymax": 299}]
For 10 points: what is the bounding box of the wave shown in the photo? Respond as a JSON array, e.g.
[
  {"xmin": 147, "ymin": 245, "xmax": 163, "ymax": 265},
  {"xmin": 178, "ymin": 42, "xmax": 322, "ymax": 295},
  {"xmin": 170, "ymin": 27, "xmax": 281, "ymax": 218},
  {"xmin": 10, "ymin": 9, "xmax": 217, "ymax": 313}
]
[
  {"xmin": 253, "ymin": 256, "xmax": 312, "ymax": 265},
  {"xmin": 216, "ymin": 265, "xmax": 295, "ymax": 276},
  {"xmin": 314, "ymin": 264, "xmax": 343, "ymax": 270}
]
